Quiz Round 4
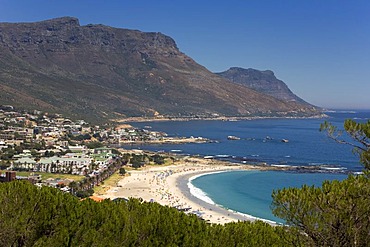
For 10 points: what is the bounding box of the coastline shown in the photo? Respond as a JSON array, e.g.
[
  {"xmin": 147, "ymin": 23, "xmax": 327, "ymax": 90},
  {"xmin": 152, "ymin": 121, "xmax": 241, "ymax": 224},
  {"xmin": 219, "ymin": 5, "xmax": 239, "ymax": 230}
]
[
  {"xmin": 99, "ymin": 157, "xmax": 275, "ymax": 225},
  {"xmin": 113, "ymin": 113, "xmax": 327, "ymax": 124},
  {"xmin": 177, "ymin": 170, "xmax": 278, "ymax": 225},
  {"xmin": 118, "ymin": 136, "xmax": 210, "ymax": 145}
]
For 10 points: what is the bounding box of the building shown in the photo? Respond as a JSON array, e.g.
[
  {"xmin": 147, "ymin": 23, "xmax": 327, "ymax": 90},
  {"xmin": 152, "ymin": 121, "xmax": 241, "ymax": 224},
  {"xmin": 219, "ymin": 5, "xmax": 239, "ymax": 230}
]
[{"xmin": 0, "ymin": 171, "xmax": 17, "ymax": 182}]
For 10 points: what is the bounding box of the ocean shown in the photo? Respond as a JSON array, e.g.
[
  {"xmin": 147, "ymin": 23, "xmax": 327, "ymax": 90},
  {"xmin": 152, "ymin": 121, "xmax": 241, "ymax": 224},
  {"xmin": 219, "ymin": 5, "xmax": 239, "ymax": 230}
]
[{"xmin": 124, "ymin": 110, "xmax": 369, "ymax": 223}]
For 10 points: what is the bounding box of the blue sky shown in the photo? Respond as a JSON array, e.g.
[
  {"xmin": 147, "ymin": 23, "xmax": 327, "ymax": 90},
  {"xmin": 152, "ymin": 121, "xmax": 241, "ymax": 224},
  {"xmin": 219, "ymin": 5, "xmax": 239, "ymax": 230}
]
[{"xmin": 1, "ymin": 0, "xmax": 369, "ymax": 109}]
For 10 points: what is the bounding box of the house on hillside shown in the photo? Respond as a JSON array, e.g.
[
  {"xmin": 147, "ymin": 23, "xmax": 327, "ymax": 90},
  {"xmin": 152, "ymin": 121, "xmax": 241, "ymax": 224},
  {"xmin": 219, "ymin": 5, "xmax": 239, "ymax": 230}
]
[
  {"xmin": 94, "ymin": 147, "xmax": 113, "ymax": 155},
  {"xmin": 0, "ymin": 141, "xmax": 7, "ymax": 150},
  {"xmin": 13, "ymin": 157, "xmax": 37, "ymax": 170},
  {"xmin": 91, "ymin": 147, "xmax": 116, "ymax": 167},
  {"xmin": 68, "ymin": 145, "xmax": 88, "ymax": 153},
  {"xmin": 35, "ymin": 156, "xmax": 91, "ymax": 175}
]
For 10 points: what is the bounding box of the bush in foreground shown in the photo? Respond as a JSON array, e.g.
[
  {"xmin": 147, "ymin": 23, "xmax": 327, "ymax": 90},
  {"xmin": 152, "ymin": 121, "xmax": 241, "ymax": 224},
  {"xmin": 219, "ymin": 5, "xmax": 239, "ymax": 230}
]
[{"xmin": 0, "ymin": 181, "xmax": 292, "ymax": 246}]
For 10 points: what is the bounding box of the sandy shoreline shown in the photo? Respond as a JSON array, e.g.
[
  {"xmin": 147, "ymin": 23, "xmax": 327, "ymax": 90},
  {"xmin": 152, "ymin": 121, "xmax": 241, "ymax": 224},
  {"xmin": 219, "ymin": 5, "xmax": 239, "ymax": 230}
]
[{"xmin": 100, "ymin": 157, "xmax": 274, "ymax": 225}]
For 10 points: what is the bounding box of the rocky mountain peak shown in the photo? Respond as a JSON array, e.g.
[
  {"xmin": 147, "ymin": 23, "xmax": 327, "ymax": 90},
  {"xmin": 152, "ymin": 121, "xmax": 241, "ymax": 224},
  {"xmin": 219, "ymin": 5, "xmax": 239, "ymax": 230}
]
[
  {"xmin": 40, "ymin": 16, "xmax": 80, "ymax": 26},
  {"xmin": 0, "ymin": 18, "xmax": 320, "ymax": 123},
  {"xmin": 217, "ymin": 67, "xmax": 314, "ymax": 107}
]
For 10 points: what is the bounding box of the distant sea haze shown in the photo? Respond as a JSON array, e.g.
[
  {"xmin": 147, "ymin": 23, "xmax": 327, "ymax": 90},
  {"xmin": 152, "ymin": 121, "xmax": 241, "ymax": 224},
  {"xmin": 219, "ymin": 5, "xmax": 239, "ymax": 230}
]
[{"xmin": 124, "ymin": 110, "xmax": 369, "ymax": 222}]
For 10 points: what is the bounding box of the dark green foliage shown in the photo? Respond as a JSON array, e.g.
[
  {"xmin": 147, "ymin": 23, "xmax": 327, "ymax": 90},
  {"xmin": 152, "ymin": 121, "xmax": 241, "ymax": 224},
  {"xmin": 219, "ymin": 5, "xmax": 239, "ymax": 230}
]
[
  {"xmin": 127, "ymin": 153, "xmax": 167, "ymax": 168},
  {"xmin": 119, "ymin": 167, "xmax": 126, "ymax": 175},
  {"xmin": 209, "ymin": 221, "xmax": 296, "ymax": 247},
  {"xmin": 0, "ymin": 181, "xmax": 291, "ymax": 246},
  {"xmin": 130, "ymin": 154, "xmax": 148, "ymax": 168},
  {"xmin": 69, "ymin": 157, "xmax": 126, "ymax": 198},
  {"xmin": 70, "ymin": 133, "xmax": 91, "ymax": 141},
  {"xmin": 86, "ymin": 141, "xmax": 104, "ymax": 149},
  {"xmin": 0, "ymin": 181, "xmax": 80, "ymax": 246},
  {"xmin": 0, "ymin": 148, "xmax": 15, "ymax": 160},
  {"xmin": 43, "ymin": 150, "xmax": 55, "ymax": 157},
  {"xmin": 75, "ymin": 189, "xmax": 94, "ymax": 198},
  {"xmin": 151, "ymin": 154, "xmax": 165, "ymax": 165},
  {"xmin": 0, "ymin": 160, "xmax": 11, "ymax": 170},
  {"xmin": 320, "ymin": 119, "xmax": 370, "ymax": 170},
  {"xmin": 272, "ymin": 175, "xmax": 370, "ymax": 246},
  {"xmin": 271, "ymin": 119, "xmax": 370, "ymax": 246}
]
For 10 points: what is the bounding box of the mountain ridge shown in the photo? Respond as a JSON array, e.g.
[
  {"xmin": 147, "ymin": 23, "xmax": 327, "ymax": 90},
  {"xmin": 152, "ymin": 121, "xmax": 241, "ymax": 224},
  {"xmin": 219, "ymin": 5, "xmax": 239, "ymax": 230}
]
[
  {"xmin": 216, "ymin": 67, "xmax": 314, "ymax": 106},
  {"xmin": 0, "ymin": 17, "xmax": 320, "ymax": 123}
]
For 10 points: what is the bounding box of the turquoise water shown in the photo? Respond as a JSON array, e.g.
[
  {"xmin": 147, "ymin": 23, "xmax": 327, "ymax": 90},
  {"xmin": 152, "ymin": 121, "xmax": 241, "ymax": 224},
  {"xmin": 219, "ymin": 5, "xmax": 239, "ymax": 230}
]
[
  {"xmin": 191, "ymin": 170, "xmax": 347, "ymax": 223},
  {"xmin": 124, "ymin": 110, "xmax": 369, "ymax": 222}
]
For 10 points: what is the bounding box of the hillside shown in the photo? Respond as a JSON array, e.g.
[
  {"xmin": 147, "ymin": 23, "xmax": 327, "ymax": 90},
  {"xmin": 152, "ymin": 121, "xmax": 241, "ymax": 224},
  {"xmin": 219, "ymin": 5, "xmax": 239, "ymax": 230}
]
[
  {"xmin": 0, "ymin": 17, "xmax": 320, "ymax": 123},
  {"xmin": 216, "ymin": 67, "xmax": 313, "ymax": 106}
]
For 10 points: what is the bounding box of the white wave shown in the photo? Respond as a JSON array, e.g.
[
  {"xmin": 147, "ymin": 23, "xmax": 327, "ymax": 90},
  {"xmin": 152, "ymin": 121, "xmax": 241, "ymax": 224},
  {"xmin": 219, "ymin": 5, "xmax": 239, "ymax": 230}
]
[
  {"xmin": 320, "ymin": 166, "xmax": 347, "ymax": 170},
  {"xmin": 188, "ymin": 171, "xmax": 280, "ymax": 225},
  {"xmin": 231, "ymin": 210, "xmax": 280, "ymax": 225},
  {"xmin": 309, "ymin": 162, "xmax": 324, "ymax": 166},
  {"xmin": 353, "ymin": 171, "xmax": 364, "ymax": 175},
  {"xmin": 187, "ymin": 181, "xmax": 215, "ymax": 205},
  {"xmin": 203, "ymin": 155, "xmax": 214, "ymax": 159},
  {"xmin": 271, "ymin": 164, "xmax": 291, "ymax": 168},
  {"xmin": 324, "ymin": 110, "xmax": 357, "ymax": 114},
  {"xmin": 215, "ymin": 154, "xmax": 230, "ymax": 158},
  {"xmin": 189, "ymin": 170, "xmax": 228, "ymax": 182},
  {"xmin": 341, "ymin": 111, "xmax": 356, "ymax": 113},
  {"xmin": 188, "ymin": 171, "xmax": 232, "ymax": 206}
]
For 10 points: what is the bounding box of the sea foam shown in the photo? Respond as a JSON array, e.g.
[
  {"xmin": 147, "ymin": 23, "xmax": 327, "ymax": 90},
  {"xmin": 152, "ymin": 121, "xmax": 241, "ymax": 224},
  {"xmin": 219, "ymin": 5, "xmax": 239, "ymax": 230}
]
[
  {"xmin": 188, "ymin": 171, "xmax": 280, "ymax": 225},
  {"xmin": 187, "ymin": 171, "xmax": 228, "ymax": 205}
]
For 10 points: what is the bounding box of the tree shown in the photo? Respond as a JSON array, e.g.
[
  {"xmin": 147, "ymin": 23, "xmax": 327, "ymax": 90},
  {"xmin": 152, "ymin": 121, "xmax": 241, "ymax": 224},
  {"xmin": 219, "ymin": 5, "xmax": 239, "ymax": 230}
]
[
  {"xmin": 30, "ymin": 149, "xmax": 38, "ymax": 157},
  {"xmin": 0, "ymin": 160, "xmax": 10, "ymax": 170},
  {"xmin": 272, "ymin": 119, "xmax": 370, "ymax": 246},
  {"xmin": 44, "ymin": 150, "xmax": 55, "ymax": 157},
  {"xmin": 119, "ymin": 168, "xmax": 126, "ymax": 176},
  {"xmin": 69, "ymin": 181, "xmax": 79, "ymax": 195},
  {"xmin": 14, "ymin": 144, "xmax": 23, "ymax": 154},
  {"xmin": 76, "ymin": 189, "xmax": 94, "ymax": 198},
  {"xmin": 86, "ymin": 141, "xmax": 104, "ymax": 149},
  {"xmin": 152, "ymin": 154, "xmax": 165, "ymax": 165},
  {"xmin": 0, "ymin": 181, "xmax": 292, "ymax": 246},
  {"xmin": 320, "ymin": 119, "xmax": 370, "ymax": 170},
  {"xmin": 272, "ymin": 175, "xmax": 370, "ymax": 246}
]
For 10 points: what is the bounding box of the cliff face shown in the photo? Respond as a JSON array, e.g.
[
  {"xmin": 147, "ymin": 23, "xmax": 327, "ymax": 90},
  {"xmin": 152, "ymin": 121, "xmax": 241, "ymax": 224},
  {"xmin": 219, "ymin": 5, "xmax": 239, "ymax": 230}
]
[
  {"xmin": 216, "ymin": 67, "xmax": 314, "ymax": 106},
  {"xmin": 0, "ymin": 17, "xmax": 319, "ymax": 122}
]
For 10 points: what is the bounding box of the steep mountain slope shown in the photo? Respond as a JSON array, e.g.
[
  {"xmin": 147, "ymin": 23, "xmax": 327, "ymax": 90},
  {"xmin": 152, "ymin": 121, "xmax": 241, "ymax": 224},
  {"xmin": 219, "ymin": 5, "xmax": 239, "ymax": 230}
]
[
  {"xmin": 216, "ymin": 67, "xmax": 313, "ymax": 106},
  {"xmin": 0, "ymin": 17, "xmax": 319, "ymax": 123}
]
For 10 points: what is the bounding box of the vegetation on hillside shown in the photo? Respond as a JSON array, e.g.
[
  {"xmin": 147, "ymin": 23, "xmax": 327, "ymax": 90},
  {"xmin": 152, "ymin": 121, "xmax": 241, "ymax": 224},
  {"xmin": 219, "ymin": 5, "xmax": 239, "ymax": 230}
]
[{"xmin": 0, "ymin": 181, "xmax": 293, "ymax": 246}]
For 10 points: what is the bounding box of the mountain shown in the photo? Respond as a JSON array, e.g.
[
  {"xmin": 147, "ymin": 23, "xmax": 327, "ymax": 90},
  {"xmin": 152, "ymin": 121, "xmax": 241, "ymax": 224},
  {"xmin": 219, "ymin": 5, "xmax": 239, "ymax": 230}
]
[
  {"xmin": 0, "ymin": 17, "xmax": 320, "ymax": 123},
  {"xmin": 216, "ymin": 67, "xmax": 313, "ymax": 106}
]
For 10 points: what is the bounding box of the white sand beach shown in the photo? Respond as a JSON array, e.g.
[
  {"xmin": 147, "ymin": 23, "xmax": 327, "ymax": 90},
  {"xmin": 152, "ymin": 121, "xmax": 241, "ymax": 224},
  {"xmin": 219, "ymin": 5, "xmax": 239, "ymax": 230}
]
[{"xmin": 101, "ymin": 157, "xmax": 267, "ymax": 224}]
